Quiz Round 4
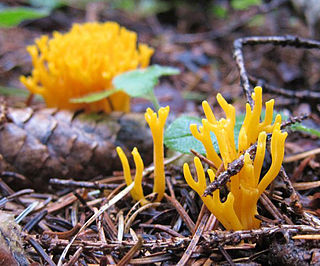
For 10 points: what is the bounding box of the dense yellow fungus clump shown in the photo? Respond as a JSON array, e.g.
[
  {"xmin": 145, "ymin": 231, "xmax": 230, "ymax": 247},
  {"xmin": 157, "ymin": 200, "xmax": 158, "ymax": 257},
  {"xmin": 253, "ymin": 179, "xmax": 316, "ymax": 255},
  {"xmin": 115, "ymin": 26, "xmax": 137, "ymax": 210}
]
[
  {"xmin": 116, "ymin": 106, "xmax": 169, "ymax": 205},
  {"xmin": 184, "ymin": 87, "xmax": 287, "ymax": 230},
  {"xmin": 20, "ymin": 22, "xmax": 154, "ymax": 113}
]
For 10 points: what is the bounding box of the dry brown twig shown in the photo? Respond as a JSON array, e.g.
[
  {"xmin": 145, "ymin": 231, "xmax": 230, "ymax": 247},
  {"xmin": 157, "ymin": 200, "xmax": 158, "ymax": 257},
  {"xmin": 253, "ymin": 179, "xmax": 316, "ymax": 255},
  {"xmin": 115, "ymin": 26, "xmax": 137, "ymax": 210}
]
[
  {"xmin": 233, "ymin": 35, "xmax": 320, "ymax": 105},
  {"xmin": 36, "ymin": 224, "xmax": 320, "ymax": 252}
]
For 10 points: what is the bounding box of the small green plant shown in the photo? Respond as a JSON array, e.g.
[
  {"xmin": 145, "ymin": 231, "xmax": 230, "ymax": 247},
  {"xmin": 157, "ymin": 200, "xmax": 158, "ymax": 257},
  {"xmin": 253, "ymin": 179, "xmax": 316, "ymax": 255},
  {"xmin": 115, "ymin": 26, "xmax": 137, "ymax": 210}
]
[{"xmin": 71, "ymin": 65, "xmax": 180, "ymax": 111}]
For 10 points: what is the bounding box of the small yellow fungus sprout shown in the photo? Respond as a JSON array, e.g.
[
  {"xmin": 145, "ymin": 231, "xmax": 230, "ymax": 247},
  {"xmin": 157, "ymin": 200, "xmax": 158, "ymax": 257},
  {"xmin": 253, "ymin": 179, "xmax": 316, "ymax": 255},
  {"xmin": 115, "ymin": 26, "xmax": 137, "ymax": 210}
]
[
  {"xmin": 20, "ymin": 22, "xmax": 154, "ymax": 113},
  {"xmin": 145, "ymin": 106, "xmax": 170, "ymax": 201},
  {"xmin": 184, "ymin": 87, "xmax": 287, "ymax": 230},
  {"xmin": 116, "ymin": 106, "xmax": 169, "ymax": 205},
  {"xmin": 116, "ymin": 147, "xmax": 148, "ymax": 206}
]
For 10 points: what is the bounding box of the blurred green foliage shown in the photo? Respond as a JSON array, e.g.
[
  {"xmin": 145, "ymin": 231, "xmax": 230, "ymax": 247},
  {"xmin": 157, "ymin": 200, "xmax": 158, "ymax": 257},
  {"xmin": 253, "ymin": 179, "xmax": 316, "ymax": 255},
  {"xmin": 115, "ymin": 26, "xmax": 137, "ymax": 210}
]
[
  {"xmin": 0, "ymin": 7, "xmax": 49, "ymax": 27},
  {"xmin": 231, "ymin": 0, "xmax": 262, "ymax": 10},
  {"xmin": 106, "ymin": 0, "xmax": 170, "ymax": 17},
  {"xmin": 211, "ymin": 3, "xmax": 228, "ymax": 19}
]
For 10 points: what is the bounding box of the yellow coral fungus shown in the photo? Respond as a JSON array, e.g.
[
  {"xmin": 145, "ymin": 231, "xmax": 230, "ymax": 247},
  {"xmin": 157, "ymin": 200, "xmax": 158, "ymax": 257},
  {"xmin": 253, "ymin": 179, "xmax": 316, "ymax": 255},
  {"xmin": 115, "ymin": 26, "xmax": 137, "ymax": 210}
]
[
  {"xmin": 145, "ymin": 106, "xmax": 170, "ymax": 201},
  {"xmin": 20, "ymin": 22, "xmax": 154, "ymax": 113},
  {"xmin": 238, "ymin": 86, "xmax": 282, "ymax": 153},
  {"xmin": 184, "ymin": 157, "xmax": 242, "ymax": 230},
  {"xmin": 117, "ymin": 106, "xmax": 169, "ymax": 205},
  {"xmin": 116, "ymin": 147, "xmax": 148, "ymax": 206},
  {"xmin": 185, "ymin": 87, "xmax": 287, "ymax": 230}
]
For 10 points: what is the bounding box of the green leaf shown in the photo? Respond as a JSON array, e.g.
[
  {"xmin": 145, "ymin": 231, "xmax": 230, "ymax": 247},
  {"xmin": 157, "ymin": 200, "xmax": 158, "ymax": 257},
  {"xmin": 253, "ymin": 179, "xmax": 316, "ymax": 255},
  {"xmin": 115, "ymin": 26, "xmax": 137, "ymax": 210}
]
[
  {"xmin": 164, "ymin": 116, "xmax": 208, "ymax": 155},
  {"xmin": 113, "ymin": 64, "xmax": 180, "ymax": 98},
  {"xmin": 231, "ymin": 0, "xmax": 261, "ymax": 10},
  {"xmin": 164, "ymin": 114, "xmax": 246, "ymax": 155},
  {"xmin": 290, "ymin": 124, "xmax": 320, "ymax": 138},
  {"xmin": 69, "ymin": 65, "xmax": 180, "ymax": 105},
  {"xmin": 0, "ymin": 7, "xmax": 49, "ymax": 28},
  {"xmin": 70, "ymin": 89, "xmax": 117, "ymax": 103}
]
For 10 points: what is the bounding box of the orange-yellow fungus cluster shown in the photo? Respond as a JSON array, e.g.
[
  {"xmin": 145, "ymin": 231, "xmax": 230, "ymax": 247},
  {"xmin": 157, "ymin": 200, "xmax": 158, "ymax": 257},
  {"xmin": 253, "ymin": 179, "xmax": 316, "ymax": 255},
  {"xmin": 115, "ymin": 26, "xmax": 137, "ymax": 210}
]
[
  {"xmin": 117, "ymin": 106, "xmax": 169, "ymax": 205},
  {"xmin": 184, "ymin": 87, "xmax": 287, "ymax": 230},
  {"xmin": 20, "ymin": 22, "xmax": 154, "ymax": 113}
]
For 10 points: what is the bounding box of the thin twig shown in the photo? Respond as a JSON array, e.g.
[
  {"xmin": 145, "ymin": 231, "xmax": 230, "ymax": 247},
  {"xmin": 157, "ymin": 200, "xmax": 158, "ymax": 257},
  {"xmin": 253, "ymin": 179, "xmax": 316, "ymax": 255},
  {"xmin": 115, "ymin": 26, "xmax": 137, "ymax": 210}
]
[
  {"xmin": 65, "ymin": 247, "xmax": 83, "ymax": 266},
  {"xmin": 193, "ymin": 204, "xmax": 208, "ymax": 235},
  {"xmin": 191, "ymin": 149, "xmax": 217, "ymax": 170},
  {"xmin": 117, "ymin": 236, "xmax": 143, "ymax": 266},
  {"xmin": 140, "ymin": 223, "xmax": 184, "ymax": 238},
  {"xmin": 233, "ymin": 35, "xmax": 320, "ymax": 105},
  {"xmin": 202, "ymin": 225, "xmax": 320, "ymax": 247},
  {"xmin": 28, "ymin": 237, "xmax": 56, "ymax": 266},
  {"xmin": 260, "ymin": 193, "xmax": 293, "ymax": 225},
  {"xmin": 280, "ymin": 114, "xmax": 310, "ymax": 130},
  {"xmin": 177, "ymin": 211, "xmax": 210, "ymax": 266},
  {"xmin": 218, "ymin": 245, "xmax": 236, "ymax": 266},
  {"xmin": 203, "ymin": 142, "xmax": 258, "ymax": 196},
  {"xmin": 255, "ymin": 214, "xmax": 280, "ymax": 225},
  {"xmin": 49, "ymin": 178, "xmax": 119, "ymax": 189},
  {"xmin": 38, "ymin": 225, "xmax": 320, "ymax": 252},
  {"xmin": 164, "ymin": 193, "xmax": 195, "ymax": 233},
  {"xmin": 278, "ymin": 166, "xmax": 303, "ymax": 214},
  {"xmin": 249, "ymin": 75, "xmax": 320, "ymax": 101}
]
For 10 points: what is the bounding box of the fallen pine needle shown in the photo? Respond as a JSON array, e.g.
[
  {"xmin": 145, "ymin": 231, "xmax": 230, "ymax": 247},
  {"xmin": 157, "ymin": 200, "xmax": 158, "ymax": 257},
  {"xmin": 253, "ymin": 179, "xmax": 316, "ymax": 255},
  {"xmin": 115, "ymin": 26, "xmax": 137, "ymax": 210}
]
[
  {"xmin": 292, "ymin": 234, "xmax": 320, "ymax": 240},
  {"xmin": 293, "ymin": 180, "xmax": 320, "ymax": 190},
  {"xmin": 284, "ymin": 147, "xmax": 320, "ymax": 163},
  {"xmin": 117, "ymin": 235, "xmax": 143, "ymax": 266},
  {"xmin": 124, "ymin": 202, "xmax": 161, "ymax": 233},
  {"xmin": 57, "ymin": 182, "xmax": 134, "ymax": 266}
]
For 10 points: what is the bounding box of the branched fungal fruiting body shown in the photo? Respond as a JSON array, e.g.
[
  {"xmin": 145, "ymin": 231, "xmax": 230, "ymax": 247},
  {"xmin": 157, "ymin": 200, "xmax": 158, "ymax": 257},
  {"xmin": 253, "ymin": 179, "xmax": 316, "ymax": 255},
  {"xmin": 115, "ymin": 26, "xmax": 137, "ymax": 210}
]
[
  {"xmin": 145, "ymin": 106, "xmax": 170, "ymax": 201},
  {"xmin": 116, "ymin": 147, "xmax": 148, "ymax": 205},
  {"xmin": 117, "ymin": 106, "xmax": 169, "ymax": 205},
  {"xmin": 184, "ymin": 87, "xmax": 287, "ymax": 230},
  {"xmin": 20, "ymin": 22, "xmax": 154, "ymax": 113}
]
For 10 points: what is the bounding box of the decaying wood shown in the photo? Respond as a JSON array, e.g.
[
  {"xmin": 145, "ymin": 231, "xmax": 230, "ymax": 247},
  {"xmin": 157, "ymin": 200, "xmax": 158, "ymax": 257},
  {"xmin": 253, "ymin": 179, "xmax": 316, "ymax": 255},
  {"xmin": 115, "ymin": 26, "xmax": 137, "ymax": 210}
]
[{"xmin": 0, "ymin": 107, "xmax": 153, "ymax": 188}]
